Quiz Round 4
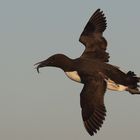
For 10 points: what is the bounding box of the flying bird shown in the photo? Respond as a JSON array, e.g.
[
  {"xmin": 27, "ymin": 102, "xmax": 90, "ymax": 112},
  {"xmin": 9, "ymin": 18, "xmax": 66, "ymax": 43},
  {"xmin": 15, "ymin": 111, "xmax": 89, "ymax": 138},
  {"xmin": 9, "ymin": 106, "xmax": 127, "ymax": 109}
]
[{"xmin": 35, "ymin": 9, "xmax": 140, "ymax": 136}]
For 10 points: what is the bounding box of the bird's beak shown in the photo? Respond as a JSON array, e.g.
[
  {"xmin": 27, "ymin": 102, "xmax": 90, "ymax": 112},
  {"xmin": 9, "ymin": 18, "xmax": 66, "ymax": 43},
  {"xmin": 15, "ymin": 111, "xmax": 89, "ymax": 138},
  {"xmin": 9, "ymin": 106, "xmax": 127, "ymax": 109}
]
[{"xmin": 34, "ymin": 59, "xmax": 49, "ymax": 73}]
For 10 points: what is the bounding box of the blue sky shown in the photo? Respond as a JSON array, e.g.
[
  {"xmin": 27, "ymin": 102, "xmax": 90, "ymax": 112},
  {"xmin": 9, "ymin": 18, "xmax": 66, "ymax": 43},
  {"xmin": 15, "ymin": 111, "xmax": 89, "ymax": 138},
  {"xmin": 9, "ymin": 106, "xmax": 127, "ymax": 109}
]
[{"xmin": 0, "ymin": 0, "xmax": 140, "ymax": 140}]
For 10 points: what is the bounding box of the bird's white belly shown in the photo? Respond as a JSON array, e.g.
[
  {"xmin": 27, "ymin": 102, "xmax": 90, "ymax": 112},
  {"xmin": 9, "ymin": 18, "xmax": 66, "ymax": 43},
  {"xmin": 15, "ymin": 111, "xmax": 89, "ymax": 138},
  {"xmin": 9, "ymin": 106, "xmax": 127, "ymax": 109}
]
[
  {"xmin": 65, "ymin": 71, "xmax": 81, "ymax": 83},
  {"xmin": 65, "ymin": 71, "xmax": 127, "ymax": 91}
]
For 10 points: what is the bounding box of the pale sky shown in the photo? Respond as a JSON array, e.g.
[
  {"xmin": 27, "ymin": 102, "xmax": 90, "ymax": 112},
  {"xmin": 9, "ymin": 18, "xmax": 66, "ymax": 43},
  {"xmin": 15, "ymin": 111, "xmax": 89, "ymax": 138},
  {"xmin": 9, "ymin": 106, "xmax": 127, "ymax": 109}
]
[{"xmin": 0, "ymin": 0, "xmax": 140, "ymax": 140}]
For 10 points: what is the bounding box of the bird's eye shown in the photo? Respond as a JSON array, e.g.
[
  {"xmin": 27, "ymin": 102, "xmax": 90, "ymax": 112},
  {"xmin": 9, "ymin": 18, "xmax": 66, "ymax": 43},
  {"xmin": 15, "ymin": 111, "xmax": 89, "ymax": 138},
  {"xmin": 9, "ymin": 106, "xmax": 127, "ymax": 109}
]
[{"xmin": 50, "ymin": 57, "xmax": 56, "ymax": 64}]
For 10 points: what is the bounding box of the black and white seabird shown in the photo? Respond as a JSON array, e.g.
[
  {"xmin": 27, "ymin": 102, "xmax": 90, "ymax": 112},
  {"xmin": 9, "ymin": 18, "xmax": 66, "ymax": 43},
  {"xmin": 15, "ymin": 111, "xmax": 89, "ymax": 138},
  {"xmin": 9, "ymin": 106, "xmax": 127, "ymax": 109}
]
[{"xmin": 35, "ymin": 9, "xmax": 140, "ymax": 136}]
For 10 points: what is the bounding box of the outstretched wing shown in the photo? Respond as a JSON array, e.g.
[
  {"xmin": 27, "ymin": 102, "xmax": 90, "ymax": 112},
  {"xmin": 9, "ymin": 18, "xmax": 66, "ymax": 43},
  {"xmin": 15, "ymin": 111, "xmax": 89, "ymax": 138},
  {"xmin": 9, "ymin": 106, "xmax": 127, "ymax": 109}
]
[
  {"xmin": 80, "ymin": 77, "xmax": 107, "ymax": 136},
  {"xmin": 79, "ymin": 9, "xmax": 109, "ymax": 62}
]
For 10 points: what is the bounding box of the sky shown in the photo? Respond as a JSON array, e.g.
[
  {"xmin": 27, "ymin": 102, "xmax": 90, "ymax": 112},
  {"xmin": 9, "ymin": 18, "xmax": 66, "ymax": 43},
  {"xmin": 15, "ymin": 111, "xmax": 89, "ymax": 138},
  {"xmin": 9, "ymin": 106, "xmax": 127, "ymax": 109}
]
[{"xmin": 0, "ymin": 0, "xmax": 140, "ymax": 140}]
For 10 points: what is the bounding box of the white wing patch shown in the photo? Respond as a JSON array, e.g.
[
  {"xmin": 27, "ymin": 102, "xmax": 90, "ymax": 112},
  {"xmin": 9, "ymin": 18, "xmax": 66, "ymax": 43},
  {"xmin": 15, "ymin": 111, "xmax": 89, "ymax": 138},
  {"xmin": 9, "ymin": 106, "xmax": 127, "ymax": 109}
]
[{"xmin": 65, "ymin": 71, "xmax": 81, "ymax": 83}]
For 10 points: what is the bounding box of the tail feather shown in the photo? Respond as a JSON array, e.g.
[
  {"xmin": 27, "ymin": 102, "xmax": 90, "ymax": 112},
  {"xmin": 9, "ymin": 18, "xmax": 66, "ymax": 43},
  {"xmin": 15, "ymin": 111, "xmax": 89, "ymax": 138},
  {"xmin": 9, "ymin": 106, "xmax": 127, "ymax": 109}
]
[
  {"xmin": 127, "ymin": 71, "xmax": 139, "ymax": 85},
  {"xmin": 126, "ymin": 71, "xmax": 140, "ymax": 94}
]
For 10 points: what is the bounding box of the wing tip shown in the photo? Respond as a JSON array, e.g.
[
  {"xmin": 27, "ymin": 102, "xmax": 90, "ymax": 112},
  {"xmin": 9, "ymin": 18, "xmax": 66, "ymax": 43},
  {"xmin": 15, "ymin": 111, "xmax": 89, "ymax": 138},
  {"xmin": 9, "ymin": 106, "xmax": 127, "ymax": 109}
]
[
  {"xmin": 80, "ymin": 8, "xmax": 107, "ymax": 39},
  {"xmin": 92, "ymin": 8, "xmax": 107, "ymax": 32},
  {"xmin": 83, "ymin": 105, "xmax": 107, "ymax": 136}
]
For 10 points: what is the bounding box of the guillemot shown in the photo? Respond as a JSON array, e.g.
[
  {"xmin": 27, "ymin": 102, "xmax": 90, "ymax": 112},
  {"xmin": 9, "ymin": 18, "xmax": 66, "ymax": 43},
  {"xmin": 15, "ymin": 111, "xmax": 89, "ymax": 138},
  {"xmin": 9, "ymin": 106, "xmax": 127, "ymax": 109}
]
[{"xmin": 35, "ymin": 9, "xmax": 140, "ymax": 136}]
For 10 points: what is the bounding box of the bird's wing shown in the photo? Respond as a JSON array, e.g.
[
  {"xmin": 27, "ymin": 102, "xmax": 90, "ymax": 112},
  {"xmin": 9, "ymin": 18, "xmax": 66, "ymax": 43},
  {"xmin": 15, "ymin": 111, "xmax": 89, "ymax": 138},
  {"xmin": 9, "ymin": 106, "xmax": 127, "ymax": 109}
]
[
  {"xmin": 80, "ymin": 76, "xmax": 107, "ymax": 136},
  {"xmin": 79, "ymin": 9, "xmax": 109, "ymax": 62}
]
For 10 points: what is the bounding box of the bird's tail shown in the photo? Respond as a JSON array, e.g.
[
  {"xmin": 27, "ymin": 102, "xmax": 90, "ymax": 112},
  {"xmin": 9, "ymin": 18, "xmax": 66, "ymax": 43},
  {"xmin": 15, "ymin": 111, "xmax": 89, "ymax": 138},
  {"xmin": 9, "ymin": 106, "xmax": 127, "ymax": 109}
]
[{"xmin": 126, "ymin": 71, "xmax": 140, "ymax": 94}]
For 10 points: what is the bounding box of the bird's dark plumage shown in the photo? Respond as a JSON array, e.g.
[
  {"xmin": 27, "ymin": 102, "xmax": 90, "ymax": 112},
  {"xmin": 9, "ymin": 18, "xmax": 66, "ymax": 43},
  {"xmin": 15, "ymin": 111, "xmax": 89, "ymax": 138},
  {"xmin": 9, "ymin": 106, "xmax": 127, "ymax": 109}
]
[
  {"xmin": 35, "ymin": 9, "xmax": 140, "ymax": 136},
  {"xmin": 80, "ymin": 76, "xmax": 106, "ymax": 135},
  {"xmin": 79, "ymin": 9, "xmax": 109, "ymax": 62}
]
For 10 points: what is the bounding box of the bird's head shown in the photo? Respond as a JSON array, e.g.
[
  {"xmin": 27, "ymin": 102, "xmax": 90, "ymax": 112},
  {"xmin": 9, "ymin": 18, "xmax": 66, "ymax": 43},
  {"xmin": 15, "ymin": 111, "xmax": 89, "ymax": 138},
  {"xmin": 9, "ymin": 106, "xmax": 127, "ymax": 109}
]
[{"xmin": 35, "ymin": 54, "xmax": 73, "ymax": 73}]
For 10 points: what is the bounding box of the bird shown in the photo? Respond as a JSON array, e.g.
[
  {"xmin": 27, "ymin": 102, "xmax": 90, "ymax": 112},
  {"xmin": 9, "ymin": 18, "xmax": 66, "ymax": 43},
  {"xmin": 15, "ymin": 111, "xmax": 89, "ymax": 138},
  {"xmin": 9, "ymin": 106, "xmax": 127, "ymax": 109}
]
[{"xmin": 35, "ymin": 9, "xmax": 140, "ymax": 136}]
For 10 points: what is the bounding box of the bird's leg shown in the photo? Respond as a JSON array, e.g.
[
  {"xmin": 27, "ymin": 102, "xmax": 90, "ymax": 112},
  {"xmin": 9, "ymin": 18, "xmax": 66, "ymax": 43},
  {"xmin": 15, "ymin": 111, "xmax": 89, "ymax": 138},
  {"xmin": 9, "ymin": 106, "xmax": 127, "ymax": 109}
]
[{"xmin": 126, "ymin": 88, "xmax": 140, "ymax": 94}]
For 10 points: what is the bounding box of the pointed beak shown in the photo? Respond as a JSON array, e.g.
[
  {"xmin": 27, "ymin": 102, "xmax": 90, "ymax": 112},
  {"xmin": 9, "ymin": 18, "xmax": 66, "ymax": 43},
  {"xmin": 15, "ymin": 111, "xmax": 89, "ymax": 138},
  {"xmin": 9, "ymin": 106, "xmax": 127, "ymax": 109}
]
[
  {"xmin": 34, "ymin": 59, "xmax": 48, "ymax": 73},
  {"xmin": 34, "ymin": 62, "xmax": 41, "ymax": 73}
]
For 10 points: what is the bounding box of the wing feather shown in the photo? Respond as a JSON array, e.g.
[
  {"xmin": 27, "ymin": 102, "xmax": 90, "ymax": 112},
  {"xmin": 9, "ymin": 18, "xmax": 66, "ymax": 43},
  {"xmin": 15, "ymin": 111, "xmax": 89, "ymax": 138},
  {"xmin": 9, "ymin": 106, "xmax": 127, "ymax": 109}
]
[
  {"xmin": 80, "ymin": 76, "xmax": 107, "ymax": 136},
  {"xmin": 79, "ymin": 9, "xmax": 109, "ymax": 62}
]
